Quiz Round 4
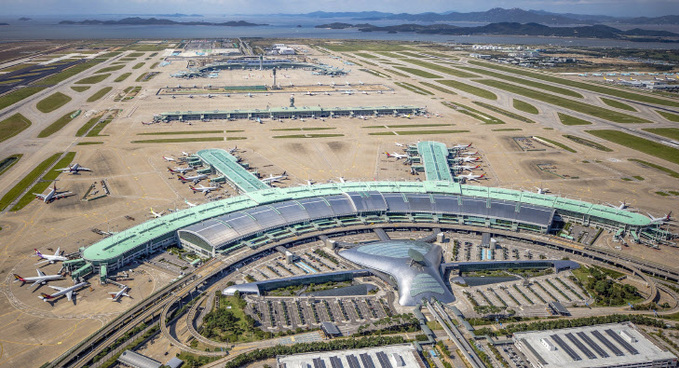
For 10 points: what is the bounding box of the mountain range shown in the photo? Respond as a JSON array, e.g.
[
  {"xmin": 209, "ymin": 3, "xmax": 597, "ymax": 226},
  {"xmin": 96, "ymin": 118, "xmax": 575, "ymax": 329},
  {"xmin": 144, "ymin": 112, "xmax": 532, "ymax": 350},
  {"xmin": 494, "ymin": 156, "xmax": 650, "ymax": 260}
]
[{"xmin": 59, "ymin": 17, "xmax": 264, "ymax": 26}]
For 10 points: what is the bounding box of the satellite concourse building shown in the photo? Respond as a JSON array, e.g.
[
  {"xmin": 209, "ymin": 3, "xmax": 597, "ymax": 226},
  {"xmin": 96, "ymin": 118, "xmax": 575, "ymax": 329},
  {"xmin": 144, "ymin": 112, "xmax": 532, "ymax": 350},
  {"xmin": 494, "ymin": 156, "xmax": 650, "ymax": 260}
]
[{"xmin": 513, "ymin": 322, "xmax": 678, "ymax": 368}]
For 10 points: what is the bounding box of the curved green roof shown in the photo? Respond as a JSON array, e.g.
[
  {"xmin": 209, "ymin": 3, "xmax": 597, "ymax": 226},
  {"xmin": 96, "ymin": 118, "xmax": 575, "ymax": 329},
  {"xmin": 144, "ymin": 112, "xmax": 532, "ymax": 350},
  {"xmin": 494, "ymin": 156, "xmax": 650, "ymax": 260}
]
[{"xmin": 81, "ymin": 181, "xmax": 652, "ymax": 263}]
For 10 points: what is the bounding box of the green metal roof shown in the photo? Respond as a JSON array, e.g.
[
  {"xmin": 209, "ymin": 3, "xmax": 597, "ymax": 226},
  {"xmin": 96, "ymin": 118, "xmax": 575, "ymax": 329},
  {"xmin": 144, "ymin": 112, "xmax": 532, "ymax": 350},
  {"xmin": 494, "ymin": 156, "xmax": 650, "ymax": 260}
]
[
  {"xmin": 81, "ymin": 181, "xmax": 653, "ymax": 263},
  {"xmin": 196, "ymin": 149, "xmax": 269, "ymax": 193},
  {"xmin": 417, "ymin": 141, "xmax": 454, "ymax": 182}
]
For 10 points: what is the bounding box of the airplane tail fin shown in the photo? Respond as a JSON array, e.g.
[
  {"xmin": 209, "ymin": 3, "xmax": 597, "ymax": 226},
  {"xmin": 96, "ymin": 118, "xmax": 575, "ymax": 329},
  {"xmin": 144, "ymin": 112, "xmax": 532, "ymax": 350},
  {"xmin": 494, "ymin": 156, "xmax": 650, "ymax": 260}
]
[
  {"xmin": 178, "ymin": 175, "xmax": 186, "ymax": 181},
  {"xmin": 167, "ymin": 167, "xmax": 175, "ymax": 173},
  {"xmin": 189, "ymin": 185, "xmax": 196, "ymax": 191},
  {"xmin": 34, "ymin": 249, "xmax": 43, "ymax": 258},
  {"xmin": 282, "ymin": 171, "xmax": 286, "ymax": 176},
  {"xmin": 39, "ymin": 293, "xmax": 53, "ymax": 301},
  {"xmin": 385, "ymin": 152, "xmax": 391, "ymax": 157},
  {"xmin": 13, "ymin": 274, "xmax": 25, "ymax": 283},
  {"xmin": 668, "ymin": 211, "xmax": 673, "ymax": 220}
]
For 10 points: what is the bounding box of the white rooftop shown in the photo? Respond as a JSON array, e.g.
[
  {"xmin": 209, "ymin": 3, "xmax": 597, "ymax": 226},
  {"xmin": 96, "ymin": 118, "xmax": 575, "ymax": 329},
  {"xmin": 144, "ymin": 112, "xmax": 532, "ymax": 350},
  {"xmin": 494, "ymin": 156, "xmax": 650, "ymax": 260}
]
[
  {"xmin": 514, "ymin": 322, "xmax": 677, "ymax": 368},
  {"xmin": 277, "ymin": 344, "xmax": 422, "ymax": 368}
]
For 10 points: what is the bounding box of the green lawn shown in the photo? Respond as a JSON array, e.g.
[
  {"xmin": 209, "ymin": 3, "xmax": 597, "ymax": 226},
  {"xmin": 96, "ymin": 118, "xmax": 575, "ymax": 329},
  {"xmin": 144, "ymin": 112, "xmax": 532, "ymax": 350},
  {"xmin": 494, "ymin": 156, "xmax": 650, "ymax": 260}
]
[
  {"xmin": 132, "ymin": 62, "xmax": 145, "ymax": 70},
  {"xmin": 473, "ymin": 101, "xmax": 536, "ymax": 124},
  {"xmin": 272, "ymin": 134, "xmax": 344, "ymax": 139},
  {"xmin": 657, "ymin": 110, "xmax": 679, "ymax": 122},
  {"xmin": 363, "ymin": 124, "xmax": 453, "ymax": 128},
  {"xmin": 114, "ymin": 73, "xmax": 132, "ymax": 82},
  {"xmin": 271, "ymin": 127, "xmax": 336, "ymax": 131},
  {"xmin": 558, "ymin": 113, "xmax": 592, "ymax": 126},
  {"xmin": 419, "ymin": 82, "xmax": 456, "ymax": 95},
  {"xmin": 36, "ymin": 92, "xmax": 72, "ymax": 113},
  {"xmin": 128, "ymin": 52, "xmax": 145, "ymax": 57},
  {"xmin": 642, "ymin": 128, "xmax": 679, "ymax": 141},
  {"xmin": 563, "ymin": 135, "xmax": 613, "ymax": 152},
  {"xmin": 131, "ymin": 137, "xmax": 227, "ymax": 143},
  {"xmin": 354, "ymin": 52, "xmax": 378, "ymax": 59},
  {"xmin": 457, "ymin": 65, "xmax": 583, "ymax": 98},
  {"xmin": 0, "ymin": 87, "xmax": 46, "ymax": 111},
  {"xmin": 0, "ymin": 154, "xmax": 22, "ymax": 177},
  {"xmin": 535, "ymin": 136, "xmax": 576, "ymax": 153},
  {"xmin": 468, "ymin": 60, "xmax": 679, "ymax": 108},
  {"xmin": 443, "ymin": 101, "xmax": 504, "ymax": 124},
  {"xmin": 150, "ymin": 62, "xmax": 159, "ymax": 69},
  {"xmin": 76, "ymin": 111, "xmax": 119, "ymax": 137},
  {"xmin": 394, "ymin": 82, "xmax": 433, "ymax": 95},
  {"xmin": 628, "ymin": 158, "xmax": 679, "ymax": 178},
  {"xmin": 0, "ymin": 113, "xmax": 32, "ymax": 143},
  {"xmin": 513, "ymin": 99, "xmax": 539, "ymax": 114},
  {"xmin": 404, "ymin": 59, "xmax": 478, "ymax": 78},
  {"xmin": 0, "ymin": 153, "xmax": 61, "ymax": 211},
  {"xmin": 70, "ymin": 86, "xmax": 90, "ymax": 92},
  {"xmin": 95, "ymin": 65, "xmax": 125, "ymax": 73},
  {"xmin": 369, "ymin": 129, "xmax": 469, "ymax": 136},
  {"xmin": 75, "ymin": 73, "xmax": 110, "ymax": 84},
  {"xmin": 587, "ymin": 130, "xmax": 679, "ymax": 165},
  {"xmin": 320, "ymin": 40, "xmax": 411, "ymax": 52},
  {"xmin": 77, "ymin": 141, "xmax": 104, "ymax": 145},
  {"xmin": 600, "ymin": 97, "xmax": 637, "ymax": 111},
  {"xmin": 86, "ymin": 87, "xmax": 112, "ymax": 103},
  {"xmin": 393, "ymin": 66, "xmax": 441, "ymax": 79},
  {"xmin": 137, "ymin": 130, "xmax": 224, "ymax": 135},
  {"xmin": 437, "ymin": 80, "xmax": 497, "ymax": 100},
  {"xmin": 38, "ymin": 110, "xmax": 78, "ymax": 138},
  {"xmin": 13, "ymin": 152, "xmax": 76, "ymax": 211},
  {"xmin": 478, "ymin": 79, "xmax": 653, "ymax": 124}
]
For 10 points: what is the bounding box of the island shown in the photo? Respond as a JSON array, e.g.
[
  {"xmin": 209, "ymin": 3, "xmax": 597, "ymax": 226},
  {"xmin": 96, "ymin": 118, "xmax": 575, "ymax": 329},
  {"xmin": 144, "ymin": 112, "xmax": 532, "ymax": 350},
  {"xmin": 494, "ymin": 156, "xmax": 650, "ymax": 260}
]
[{"xmin": 59, "ymin": 17, "xmax": 266, "ymax": 27}]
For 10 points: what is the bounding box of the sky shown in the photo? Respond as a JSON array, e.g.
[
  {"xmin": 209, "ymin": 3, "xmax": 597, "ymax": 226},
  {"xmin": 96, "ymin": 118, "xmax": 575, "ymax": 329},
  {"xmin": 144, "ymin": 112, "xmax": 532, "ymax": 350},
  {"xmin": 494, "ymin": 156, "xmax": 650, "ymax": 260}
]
[{"xmin": 1, "ymin": 0, "xmax": 679, "ymax": 18}]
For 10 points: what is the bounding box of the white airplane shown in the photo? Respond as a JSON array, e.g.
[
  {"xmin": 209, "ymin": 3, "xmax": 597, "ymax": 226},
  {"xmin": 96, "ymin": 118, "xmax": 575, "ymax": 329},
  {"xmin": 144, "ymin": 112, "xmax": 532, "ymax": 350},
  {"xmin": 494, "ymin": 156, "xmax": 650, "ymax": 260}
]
[
  {"xmin": 168, "ymin": 166, "xmax": 193, "ymax": 174},
  {"xmin": 461, "ymin": 151, "xmax": 478, "ymax": 156},
  {"xmin": 56, "ymin": 163, "xmax": 92, "ymax": 174},
  {"xmin": 189, "ymin": 184, "xmax": 219, "ymax": 195},
  {"xmin": 457, "ymin": 156, "xmax": 481, "ymax": 163},
  {"xmin": 606, "ymin": 201, "xmax": 629, "ymax": 210},
  {"xmin": 456, "ymin": 173, "xmax": 485, "ymax": 181},
  {"xmin": 34, "ymin": 248, "xmax": 68, "ymax": 265},
  {"xmin": 228, "ymin": 146, "xmax": 239, "ymax": 154},
  {"xmin": 185, "ymin": 199, "xmax": 197, "ymax": 207},
  {"xmin": 33, "ymin": 183, "xmax": 73, "ymax": 203},
  {"xmin": 163, "ymin": 156, "xmax": 175, "ymax": 162},
  {"xmin": 535, "ymin": 187, "xmax": 550, "ymax": 195},
  {"xmin": 182, "ymin": 151, "xmax": 191, "ymax": 157},
  {"xmin": 395, "ymin": 142, "xmax": 405, "ymax": 147},
  {"xmin": 452, "ymin": 143, "xmax": 472, "ymax": 150},
  {"xmin": 149, "ymin": 208, "xmax": 164, "ymax": 218},
  {"xmin": 338, "ymin": 177, "xmax": 346, "ymax": 183},
  {"xmin": 648, "ymin": 211, "xmax": 672, "ymax": 224},
  {"xmin": 343, "ymin": 90, "xmax": 353, "ymax": 95},
  {"xmin": 306, "ymin": 180, "xmax": 315, "ymax": 186},
  {"xmin": 177, "ymin": 173, "xmax": 208, "ymax": 184},
  {"xmin": 109, "ymin": 286, "xmax": 132, "ymax": 302},
  {"xmin": 385, "ymin": 152, "xmax": 408, "ymax": 160},
  {"xmin": 39, "ymin": 282, "xmax": 88, "ymax": 304},
  {"xmin": 454, "ymin": 165, "xmax": 481, "ymax": 172},
  {"xmin": 261, "ymin": 171, "xmax": 288, "ymax": 184},
  {"xmin": 305, "ymin": 91, "xmax": 315, "ymax": 96},
  {"xmin": 14, "ymin": 269, "xmax": 64, "ymax": 288}
]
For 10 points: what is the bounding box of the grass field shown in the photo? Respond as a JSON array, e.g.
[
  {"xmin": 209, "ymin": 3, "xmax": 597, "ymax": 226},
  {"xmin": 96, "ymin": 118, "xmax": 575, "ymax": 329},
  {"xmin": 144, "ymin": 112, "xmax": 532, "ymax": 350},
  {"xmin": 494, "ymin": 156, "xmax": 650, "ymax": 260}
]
[
  {"xmin": 478, "ymin": 79, "xmax": 653, "ymax": 124},
  {"xmin": 443, "ymin": 101, "xmax": 504, "ymax": 124},
  {"xmin": 273, "ymin": 134, "xmax": 344, "ymax": 139},
  {"xmin": 535, "ymin": 136, "xmax": 576, "ymax": 153},
  {"xmin": 394, "ymin": 82, "xmax": 433, "ymax": 95},
  {"xmin": 95, "ymin": 65, "xmax": 125, "ymax": 73},
  {"xmin": 642, "ymin": 128, "xmax": 679, "ymax": 141},
  {"xmin": 13, "ymin": 152, "xmax": 76, "ymax": 211},
  {"xmin": 513, "ymin": 99, "xmax": 539, "ymax": 114},
  {"xmin": 363, "ymin": 124, "xmax": 453, "ymax": 128},
  {"xmin": 135, "ymin": 72, "xmax": 159, "ymax": 82},
  {"xmin": 600, "ymin": 97, "xmax": 637, "ymax": 111},
  {"xmin": 131, "ymin": 137, "xmax": 227, "ymax": 143},
  {"xmin": 76, "ymin": 111, "xmax": 119, "ymax": 137},
  {"xmin": 419, "ymin": 82, "xmax": 457, "ymax": 95},
  {"xmin": 657, "ymin": 110, "xmax": 679, "ymax": 122},
  {"xmin": 0, "ymin": 113, "xmax": 32, "ymax": 143},
  {"xmin": 0, "ymin": 154, "xmax": 22, "ymax": 177},
  {"xmin": 492, "ymin": 128, "xmax": 522, "ymax": 131},
  {"xmin": 38, "ymin": 110, "xmax": 78, "ymax": 138},
  {"xmin": 128, "ymin": 52, "xmax": 145, "ymax": 57},
  {"xmin": 70, "ymin": 86, "xmax": 90, "ymax": 92},
  {"xmin": 468, "ymin": 60, "xmax": 679, "ymax": 108},
  {"xmin": 114, "ymin": 73, "xmax": 132, "ymax": 82},
  {"xmin": 457, "ymin": 65, "xmax": 583, "ymax": 98},
  {"xmin": 376, "ymin": 51, "xmax": 408, "ymax": 59},
  {"xmin": 404, "ymin": 60, "xmax": 478, "ymax": 78},
  {"xmin": 132, "ymin": 62, "xmax": 145, "ymax": 69},
  {"xmin": 150, "ymin": 62, "xmax": 159, "ymax": 69},
  {"xmin": 360, "ymin": 69, "xmax": 389, "ymax": 79},
  {"xmin": 77, "ymin": 141, "xmax": 104, "ymax": 145},
  {"xmin": 137, "ymin": 130, "xmax": 224, "ymax": 135},
  {"xmin": 393, "ymin": 66, "xmax": 441, "ymax": 79},
  {"xmin": 74, "ymin": 73, "xmax": 110, "ymax": 84},
  {"xmin": 36, "ymin": 92, "xmax": 72, "ymax": 113},
  {"xmin": 271, "ymin": 127, "xmax": 336, "ymax": 131},
  {"xmin": 369, "ymin": 129, "xmax": 469, "ymax": 136},
  {"xmin": 0, "ymin": 87, "xmax": 46, "ymax": 111},
  {"xmin": 0, "ymin": 153, "xmax": 61, "ymax": 211},
  {"xmin": 563, "ymin": 135, "xmax": 613, "ymax": 152},
  {"xmin": 558, "ymin": 113, "xmax": 592, "ymax": 126},
  {"xmin": 387, "ymin": 69, "xmax": 409, "ymax": 78},
  {"xmin": 628, "ymin": 159, "xmax": 679, "ymax": 178},
  {"xmin": 86, "ymin": 87, "xmax": 112, "ymax": 103},
  {"xmin": 319, "ymin": 40, "xmax": 410, "ymax": 52},
  {"xmin": 354, "ymin": 52, "xmax": 378, "ymax": 59},
  {"xmin": 587, "ymin": 130, "xmax": 679, "ymax": 165},
  {"xmin": 437, "ymin": 80, "xmax": 497, "ymax": 100},
  {"xmin": 473, "ymin": 101, "xmax": 536, "ymax": 124}
]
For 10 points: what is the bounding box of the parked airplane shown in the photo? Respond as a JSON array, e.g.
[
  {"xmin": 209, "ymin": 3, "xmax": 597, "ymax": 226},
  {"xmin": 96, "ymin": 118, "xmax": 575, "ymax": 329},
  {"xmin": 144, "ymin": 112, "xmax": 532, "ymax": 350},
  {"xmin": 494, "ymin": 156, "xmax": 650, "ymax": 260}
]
[
  {"xmin": 395, "ymin": 142, "xmax": 405, "ymax": 147},
  {"xmin": 607, "ymin": 201, "xmax": 629, "ymax": 210},
  {"xmin": 184, "ymin": 199, "xmax": 197, "ymax": 208},
  {"xmin": 454, "ymin": 165, "xmax": 480, "ymax": 172},
  {"xmin": 177, "ymin": 173, "xmax": 208, "ymax": 184},
  {"xmin": 306, "ymin": 180, "xmax": 315, "ymax": 186},
  {"xmin": 34, "ymin": 183, "xmax": 73, "ymax": 203},
  {"xmin": 189, "ymin": 184, "xmax": 219, "ymax": 195},
  {"xmin": 109, "ymin": 286, "xmax": 132, "ymax": 302},
  {"xmin": 261, "ymin": 171, "xmax": 288, "ymax": 184},
  {"xmin": 338, "ymin": 177, "xmax": 346, "ymax": 184},
  {"xmin": 163, "ymin": 156, "xmax": 175, "ymax": 162},
  {"xmin": 385, "ymin": 152, "xmax": 409, "ymax": 160},
  {"xmin": 535, "ymin": 187, "xmax": 550, "ymax": 195},
  {"xmin": 305, "ymin": 91, "xmax": 315, "ymax": 96},
  {"xmin": 14, "ymin": 269, "xmax": 64, "ymax": 288},
  {"xmin": 56, "ymin": 163, "xmax": 92, "ymax": 174},
  {"xmin": 39, "ymin": 282, "xmax": 88, "ymax": 304},
  {"xmin": 457, "ymin": 156, "xmax": 481, "ymax": 163},
  {"xmin": 461, "ymin": 151, "xmax": 478, "ymax": 156},
  {"xmin": 35, "ymin": 248, "xmax": 68, "ymax": 265},
  {"xmin": 452, "ymin": 143, "xmax": 472, "ymax": 150},
  {"xmin": 168, "ymin": 166, "xmax": 193, "ymax": 174},
  {"xmin": 182, "ymin": 151, "xmax": 191, "ymax": 157},
  {"xmin": 456, "ymin": 173, "xmax": 485, "ymax": 181},
  {"xmin": 648, "ymin": 211, "xmax": 672, "ymax": 224},
  {"xmin": 149, "ymin": 208, "xmax": 164, "ymax": 218}
]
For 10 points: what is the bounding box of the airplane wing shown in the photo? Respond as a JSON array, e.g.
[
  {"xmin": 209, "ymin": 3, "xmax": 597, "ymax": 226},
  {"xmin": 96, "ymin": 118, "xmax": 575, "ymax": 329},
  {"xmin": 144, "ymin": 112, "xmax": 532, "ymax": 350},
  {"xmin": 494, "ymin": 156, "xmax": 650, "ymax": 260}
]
[
  {"xmin": 37, "ymin": 269, "xmax": 46, "ymax": 277},
  {"xmin": 79, "ymin": 167, "xmax": 92, "ymax": 172},
  {"xmin": 65, "ymin": 290, "xmax": 73, "ymax": 301},
  {"xmin": 31, "ymin": 280, "xmax": 41, "ymax": 288},
  {"xmin": 55, "ymin": 248, "xmax": 61, "ymax": 256},
  {"xmin": 34, "ymin": 259, "xmax": 50, "ymax": 265},
  {"xmin": 55, "ymin": 168, "xmax": 70, "ymax": 172},
  {"xmin": 49, "ymin": 285, "xmax": 66, "ymax": 292},
  {"xmin": 33, "ymin": 193, "xmax": 47, "ymax": 200}
]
